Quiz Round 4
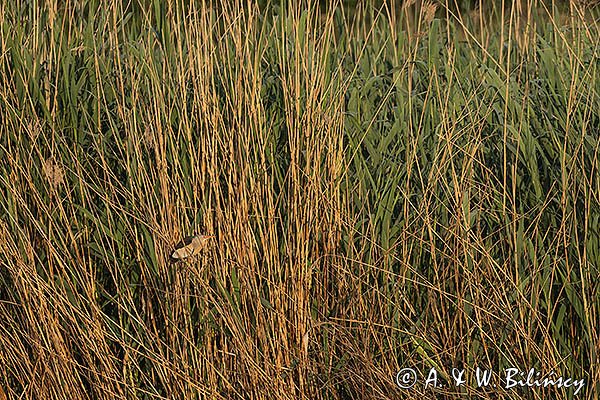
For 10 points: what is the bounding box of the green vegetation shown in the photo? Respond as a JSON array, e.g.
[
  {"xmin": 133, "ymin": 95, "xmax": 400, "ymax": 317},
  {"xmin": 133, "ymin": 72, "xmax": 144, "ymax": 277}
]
[{"xmin": 0, "ymin": 0, "xmax": 598, "ymax": 398}]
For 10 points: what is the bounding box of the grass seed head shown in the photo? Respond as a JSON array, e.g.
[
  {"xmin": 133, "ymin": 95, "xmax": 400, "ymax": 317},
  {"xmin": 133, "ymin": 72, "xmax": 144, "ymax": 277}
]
[
  {"xmin": 423, "ymin": 1, "xmax": 438, "ymax": 26},
  {"xmin": 43, "ymin": 158, "xmax": 64, "ymax": 191}
]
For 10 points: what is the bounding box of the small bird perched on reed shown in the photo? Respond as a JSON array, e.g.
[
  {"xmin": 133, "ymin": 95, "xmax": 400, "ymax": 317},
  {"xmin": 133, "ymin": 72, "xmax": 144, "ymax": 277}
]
[{"xmin": 170, "ymin": 234, "xmax": 213, "ymax": 262}]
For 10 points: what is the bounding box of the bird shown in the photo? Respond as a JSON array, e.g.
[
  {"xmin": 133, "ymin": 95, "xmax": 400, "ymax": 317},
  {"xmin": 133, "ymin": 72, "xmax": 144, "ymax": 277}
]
[{"xmin": 170, "ymin": 234, "xmax": 213, "ymax": 261}]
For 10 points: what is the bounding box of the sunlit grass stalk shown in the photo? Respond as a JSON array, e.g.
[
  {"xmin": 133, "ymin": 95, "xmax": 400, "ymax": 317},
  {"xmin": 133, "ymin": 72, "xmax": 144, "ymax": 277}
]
[{"xmin": 0, "ymin": 0, "xmax": 598, "ymax": 398}]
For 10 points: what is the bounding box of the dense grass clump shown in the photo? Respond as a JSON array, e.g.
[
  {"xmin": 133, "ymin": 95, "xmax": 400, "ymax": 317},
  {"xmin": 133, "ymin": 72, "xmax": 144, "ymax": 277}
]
[{"xmin": 0, "ymin": 0, "xmax": 598, "ymax": 399}]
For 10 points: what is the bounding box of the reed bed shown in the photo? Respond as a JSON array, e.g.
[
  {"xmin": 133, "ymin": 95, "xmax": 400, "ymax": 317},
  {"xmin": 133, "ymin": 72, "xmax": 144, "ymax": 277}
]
[{"xmin": 0, "ymin": 0, "xmax": 598, "ymax": 398}]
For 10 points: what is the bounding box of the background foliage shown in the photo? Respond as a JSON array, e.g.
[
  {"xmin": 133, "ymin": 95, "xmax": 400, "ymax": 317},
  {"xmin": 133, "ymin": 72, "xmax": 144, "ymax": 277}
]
[{"xmin": 0, "ymin": 0, "xmax": 598, "ymax": 398}]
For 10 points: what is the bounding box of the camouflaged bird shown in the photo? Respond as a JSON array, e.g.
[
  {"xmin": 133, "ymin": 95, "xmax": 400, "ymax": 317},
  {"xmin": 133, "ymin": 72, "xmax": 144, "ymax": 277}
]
[{"xmin": 170, "ymin": 234, "xmax": 213, "ymax": 261}]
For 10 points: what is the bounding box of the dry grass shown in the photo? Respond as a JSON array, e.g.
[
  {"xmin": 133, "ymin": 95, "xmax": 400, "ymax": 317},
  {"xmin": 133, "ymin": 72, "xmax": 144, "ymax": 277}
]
[{"xmin": 0, "ymin": 0, "xmax": 598, "ymax": 399}]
